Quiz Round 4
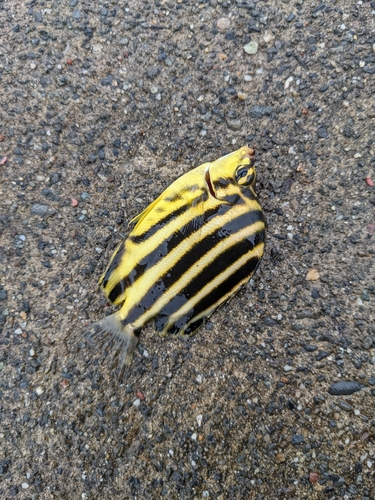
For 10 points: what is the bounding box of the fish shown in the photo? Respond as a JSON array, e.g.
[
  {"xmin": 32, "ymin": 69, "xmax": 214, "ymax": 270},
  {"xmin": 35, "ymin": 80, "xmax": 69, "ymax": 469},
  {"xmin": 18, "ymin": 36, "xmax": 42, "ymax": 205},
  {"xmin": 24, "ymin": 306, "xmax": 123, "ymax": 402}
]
[{"xmin": 88, "ymin": 146, "xmax": 266, "ymax": 371}]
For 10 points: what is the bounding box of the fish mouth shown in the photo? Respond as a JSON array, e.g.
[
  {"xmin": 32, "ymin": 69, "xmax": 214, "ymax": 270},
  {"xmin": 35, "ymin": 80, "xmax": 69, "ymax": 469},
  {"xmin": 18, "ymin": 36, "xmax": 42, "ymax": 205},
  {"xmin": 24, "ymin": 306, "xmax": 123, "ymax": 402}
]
[
  {"xmin": 243, "ymin": 147, "xmax": 255, "ymax": 166},
  {"xmin": 243, "ymin": 147, "xmax": 255, "ymax": 158}
]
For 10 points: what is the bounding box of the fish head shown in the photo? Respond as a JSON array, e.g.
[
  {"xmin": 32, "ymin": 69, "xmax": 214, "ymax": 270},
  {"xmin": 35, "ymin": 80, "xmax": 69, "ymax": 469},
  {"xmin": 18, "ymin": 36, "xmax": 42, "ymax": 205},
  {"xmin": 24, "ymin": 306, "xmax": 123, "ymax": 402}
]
[{"xmin": 205, "ymin": 146, "xmax": 256, "ymax": 203}]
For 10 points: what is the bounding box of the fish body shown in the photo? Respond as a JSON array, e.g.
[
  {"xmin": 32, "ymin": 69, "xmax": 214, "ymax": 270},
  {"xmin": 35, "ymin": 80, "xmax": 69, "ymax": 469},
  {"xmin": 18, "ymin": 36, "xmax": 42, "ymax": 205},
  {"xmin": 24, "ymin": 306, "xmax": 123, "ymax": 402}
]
[{"xmin": 90, "ymin": 146, "xmax": 265, "ymax": 368}]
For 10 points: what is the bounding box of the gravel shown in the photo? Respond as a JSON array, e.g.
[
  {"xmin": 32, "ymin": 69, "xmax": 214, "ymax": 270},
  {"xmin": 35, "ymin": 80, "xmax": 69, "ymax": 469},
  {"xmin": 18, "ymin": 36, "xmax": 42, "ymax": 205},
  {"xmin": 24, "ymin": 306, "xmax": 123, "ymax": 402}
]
[{"xmin": 0, "ymin": 0, "xmax": 375, "ymax": 499}]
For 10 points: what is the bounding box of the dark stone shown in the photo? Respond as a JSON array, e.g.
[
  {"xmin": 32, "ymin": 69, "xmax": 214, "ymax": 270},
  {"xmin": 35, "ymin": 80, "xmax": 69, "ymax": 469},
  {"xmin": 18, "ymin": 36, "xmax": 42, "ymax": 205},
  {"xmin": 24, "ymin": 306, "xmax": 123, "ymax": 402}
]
[
  {"xmin": 317, "ymin": 126, "xmax": 328, "ymax": 138},
  {"xmin": 146, "ymin": 66, "xmax": 161, "ymax": 79},
  {"xmin": 249, "ymin": 105, "xmax": 272, "ymax": 118},
  {"xmin": 100, "ymin": 76, "xmax": 114, "ymax": 86},
  {"xmin": 87, "ymin": 153, "xmax": 98, "ymax": 163},
  {"xmin": 304, "ymin": 344, "xmax": 318, "ymax": 352},
  {"xmin": 291, "ymin": 434, "xmax": 304, "ymax": 445},
  {"xmin": 315, "ymin": 350, "xmax": 330, "ymax": 361},
  {"xmin": 328, "ymin": 381, "xmax": 363, "ymax": 396}
]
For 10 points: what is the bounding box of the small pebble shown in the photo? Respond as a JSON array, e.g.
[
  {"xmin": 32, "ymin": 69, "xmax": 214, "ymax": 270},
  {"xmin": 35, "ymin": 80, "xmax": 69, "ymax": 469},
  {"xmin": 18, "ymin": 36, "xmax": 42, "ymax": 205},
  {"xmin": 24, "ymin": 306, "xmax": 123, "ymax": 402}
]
[
  {"xmin": 306, "ymin": 269, "xmax": 319, "ymax": 281},
  {"xmin": 338, "ymin": 401, "xmax": 353, "ymax": 412},
  {"xmin": 31, "ymin": 204, "xmax": 49, "ymax": 215},
  {"xmin": 217, "ymin": 18, "xmax": 230, "ymax": 31},
  {"xmin": 243, "ymin": 41, "xmax": 258, "ymax": 55},
  {"xmin": 35, "ymin": 386, "xmax": 44, "ymax": 396},
  {"xmin": 362, "ymin": 336, "xmax": 373, "ymax": 349},
  {"xmin": 309, "ymin": 472, "xmax": 319, "ymax": 484}
]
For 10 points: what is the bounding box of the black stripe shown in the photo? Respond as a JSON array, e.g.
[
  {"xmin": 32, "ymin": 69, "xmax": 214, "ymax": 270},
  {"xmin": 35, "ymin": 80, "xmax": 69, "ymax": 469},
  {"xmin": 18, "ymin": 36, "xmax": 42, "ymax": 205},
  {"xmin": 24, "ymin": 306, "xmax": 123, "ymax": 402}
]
[
  {"xmin": 101, "ymin": 243, "xmax": 125, "ymax": 289},
  {"xmin": 108, "ymin": 276, "xmax": 130, "ymax": 303},
  {"xmin": 188, "ymin": 255, "xmax": 260, "ymax": 322},
  {"xmin": 130, "ymin": 189, "xmax": 207, "ymax": 244},
  {"xmin": 213, "ymin": 177, "xmax": 235, "ymax": 190},
  {"xmin": 125, "ymin": 208, "xmax": 264, "ymax": 324},
  {"xmin": 154, "ymin": 240, "xmax": 262, "ymax": 334},
  {"xmin": 165, "ymin": 193, "xmax": 183, "ymax": 203},
  {"xmin": 129, "ymin": 204, "xmax": 188, "ymax": 244},
  {"xmin": 108, "ymin": 204, "xmax": 221, "ymax": 304}
]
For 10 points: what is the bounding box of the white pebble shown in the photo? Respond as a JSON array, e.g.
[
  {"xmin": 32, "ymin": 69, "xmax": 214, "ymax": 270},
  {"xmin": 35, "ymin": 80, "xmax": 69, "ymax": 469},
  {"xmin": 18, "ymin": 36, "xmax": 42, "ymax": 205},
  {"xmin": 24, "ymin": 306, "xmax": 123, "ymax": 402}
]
[
  {"xmin": 35, "ymin": 386, "xmax": 44, "ymax": 396},
  {"xmin": 196, "ymin": 374, "xmax": 202, "ymax": 384},
  {"xmin": 14, "ymin": 328, "xmax": 23, "ymax": 335},
  {"xmin": 284, "ymin": 76, "xmax": 294, "ymax": 89},
  {"xmin": 197, "ymin": 414, "xmax": 203, "ymax": 427},
  {"xmin": 191, "ymin": 433, "xmax": 197, "ymax": 440},
  {"xmin": 263, "ymin": 32, "xmax": 274, "ymax": 43},
  {"xmin": 284, "ymin": 365, "xmax": 293, "ymax": 372},
  {"xmin": 22, "ymin": 483, "xmax": 29, "ymax": 489},
  {"xmin": 133, "ymin": 398, "xmax": 141, "ymax": 407},
  {"xmin": 243, "ymin": 41, "xmax": 258, "ymax": 55},
  {"xmin": 95, "ymin": 247, "xmax": 103, "ymax": 254}
]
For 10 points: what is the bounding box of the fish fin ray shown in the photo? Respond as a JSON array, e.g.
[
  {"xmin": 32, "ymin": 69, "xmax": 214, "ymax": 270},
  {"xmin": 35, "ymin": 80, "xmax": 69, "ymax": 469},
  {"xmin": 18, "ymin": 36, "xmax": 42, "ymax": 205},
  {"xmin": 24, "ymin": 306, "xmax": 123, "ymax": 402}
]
[
  {"xmin": 85, "ymin": 312, "xmax": 139, "ymax": 372},
  {"xmin": 129, "ymin": 196, "xmax": 162, "ymax": 228}
]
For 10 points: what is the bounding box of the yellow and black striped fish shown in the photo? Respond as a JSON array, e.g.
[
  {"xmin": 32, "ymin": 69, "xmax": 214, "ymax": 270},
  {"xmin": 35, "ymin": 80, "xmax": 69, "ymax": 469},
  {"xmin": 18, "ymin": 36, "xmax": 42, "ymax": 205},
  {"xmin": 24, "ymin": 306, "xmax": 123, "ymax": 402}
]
[{"xmin": 89, "ymin": 146, "xmax": 265, "ymax": 369}]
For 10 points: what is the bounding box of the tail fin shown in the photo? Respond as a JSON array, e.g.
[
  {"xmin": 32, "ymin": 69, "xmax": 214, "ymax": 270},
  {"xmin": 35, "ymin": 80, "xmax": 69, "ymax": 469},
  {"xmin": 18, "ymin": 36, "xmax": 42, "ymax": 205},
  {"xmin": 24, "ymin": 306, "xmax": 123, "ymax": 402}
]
[{"xmin": 85, "ymin": 311, "xmax": 139, "ymax": 374}]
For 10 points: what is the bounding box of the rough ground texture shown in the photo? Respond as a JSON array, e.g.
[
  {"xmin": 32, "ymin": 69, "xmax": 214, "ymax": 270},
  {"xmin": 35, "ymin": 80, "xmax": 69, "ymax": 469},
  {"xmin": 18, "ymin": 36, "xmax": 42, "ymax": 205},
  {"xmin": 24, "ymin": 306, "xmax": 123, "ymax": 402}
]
[{"xmin": 1, "ymin": 0, "xmax": 375, "ymax": 499}]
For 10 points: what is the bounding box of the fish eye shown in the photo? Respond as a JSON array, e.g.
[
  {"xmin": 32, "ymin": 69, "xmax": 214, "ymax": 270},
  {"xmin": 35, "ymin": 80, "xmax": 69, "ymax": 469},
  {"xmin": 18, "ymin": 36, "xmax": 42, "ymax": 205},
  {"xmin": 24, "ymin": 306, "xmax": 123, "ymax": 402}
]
[{"xmin": 235, "ymin": 165, "xmax": 255, "ymax": 186}]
